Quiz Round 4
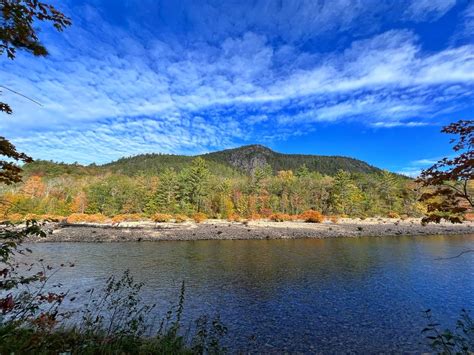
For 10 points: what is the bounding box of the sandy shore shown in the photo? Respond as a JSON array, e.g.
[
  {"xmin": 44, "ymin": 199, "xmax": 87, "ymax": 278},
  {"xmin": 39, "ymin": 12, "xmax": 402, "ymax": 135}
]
[{"xmin": 25, "ymin": 218, "xmax": 474, "ymax": 242}]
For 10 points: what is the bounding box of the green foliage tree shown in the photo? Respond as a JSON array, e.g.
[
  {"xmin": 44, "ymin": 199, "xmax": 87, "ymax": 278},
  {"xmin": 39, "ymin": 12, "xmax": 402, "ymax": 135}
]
[
  {"xmin": 250, "ymin": 163, "xmax": 272, "ymax": 193},
  {"xmin": 146, "ymin": 168, "xmax": 179, "ymax": 214},
  {"xmin": 330, "ymin": 170, "xmax": 365, "ymax": 216},
  {"xmin": 296, "ymin": 164, "xmax": 310, "ymax": 178},
  {"xmin": 179, "ymin": 158, "xmax": 210, "ymax": 213},
  {"xmin": 377, "ymin": 170, "xmax": 401, "ymax": 213},
  {"xmin": 86, "ymin": 175, "xmax": 146, "ymax": 216}
]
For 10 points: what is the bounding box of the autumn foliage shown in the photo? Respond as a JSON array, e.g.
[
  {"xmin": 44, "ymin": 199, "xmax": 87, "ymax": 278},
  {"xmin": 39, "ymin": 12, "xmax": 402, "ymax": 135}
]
[
  {"xmin": 173, "ymin": 214, "xmax": 188, "ymax": 223},
  {"xmin": 269, "ymin": 213, "xmax": 292, "ymax": 222},
  {"xmin": 192, "ymin": 213, "xmax": 207, "ymax": 223},
  {"xmin": 66, "ymin": 213, "xmax": 107, "ymax": 224},
  {"xmin": 0, "ymin": 156, "xmax": 431, "ymax": 224},
  {"xmin": 300, "ymin": 210, "xmax": 324, "ymax": 223},
  {"xmin": 152, "ymin": 213, "xmax": 173, "ymax": 222},
  {"xmin": 111, "ymin": 214, "xmax": 145, "ymax": 223},
  {"xmin": 226, "ymin": 213, "xmax": 242, "ymax": 222},
  {"xmin": 418, "ymin": 120, "xmax": 473, "ymax": 224},
  {"xmin": 387, "ymin": 211, "xmax": 400, "ymax": 219}
]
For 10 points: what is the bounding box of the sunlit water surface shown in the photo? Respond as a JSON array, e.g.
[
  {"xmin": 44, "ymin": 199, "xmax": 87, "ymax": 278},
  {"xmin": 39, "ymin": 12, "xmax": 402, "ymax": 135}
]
[{"xmin": 25, "ymin": 235, "xmax": 474, "ymax": 353}]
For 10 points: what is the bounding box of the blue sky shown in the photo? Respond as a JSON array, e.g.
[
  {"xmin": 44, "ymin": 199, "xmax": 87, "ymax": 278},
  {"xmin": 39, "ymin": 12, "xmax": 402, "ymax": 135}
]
[{"xmin": 1, "ymin": 0, "xmax": 473, "ymax": 175}]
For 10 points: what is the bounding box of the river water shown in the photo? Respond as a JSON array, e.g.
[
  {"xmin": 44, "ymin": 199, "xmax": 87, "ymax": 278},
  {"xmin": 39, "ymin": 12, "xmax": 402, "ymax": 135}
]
[{"xmin": 26, "ymin": 234, "xmax": 474, "ymax": 353}]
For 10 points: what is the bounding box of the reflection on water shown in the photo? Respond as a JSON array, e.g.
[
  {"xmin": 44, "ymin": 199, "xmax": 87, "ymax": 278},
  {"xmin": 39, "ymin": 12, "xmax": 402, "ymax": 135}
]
[{"xmin": 26, "ymin": 235, "xmax": 474, "ymax": 352}]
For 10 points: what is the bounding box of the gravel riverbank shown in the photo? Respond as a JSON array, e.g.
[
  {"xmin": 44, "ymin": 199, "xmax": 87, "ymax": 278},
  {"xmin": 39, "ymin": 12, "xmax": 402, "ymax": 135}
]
[{"xmin": 25, "ymin": 218, "xmax": 474, "ymax": 242}]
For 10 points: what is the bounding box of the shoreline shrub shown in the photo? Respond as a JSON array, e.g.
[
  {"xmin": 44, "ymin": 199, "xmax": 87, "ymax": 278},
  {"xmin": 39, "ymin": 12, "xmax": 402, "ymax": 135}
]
[
  {"xmin": 300, "ymin": 210, "xmax": 324, "ymax": 223},
  {"xmin": 4, "ymin": 213, "xmax": 24, "ymax": 223},
  {"xmin": 174, "ymin": 214, "xmax": 188, "ymax": 223},
  {"xmin": 152, "ymin": 213, "xmax": 173, "ymax": 222},
  {"xmin": 227, "ymin": 213, "xmax": 241, "ymax": 222},
  {"xmin": 259, "ymin": 208, "xmax": 273, "ymax": 218},
  {"xmin": 387, "ymin": 211, "xmax": 400, "ymax": 219},
  {"xmin": 248, "ymin": 213, "xmax": 262, "ymax": 221},
  {"xmin": 192, "ymin": 213, "xmax": 207, "ymax": 223},
  {"xmin": 66, "ymin": 213, "xmax": 107, "ymax": 224},
  {"xmin": 111, "ymin": 213, "xmax": 145, "ymax": 223},
  {"xmin": 269, "ymin": 213, "xmax": 292, "ymax": 222}
]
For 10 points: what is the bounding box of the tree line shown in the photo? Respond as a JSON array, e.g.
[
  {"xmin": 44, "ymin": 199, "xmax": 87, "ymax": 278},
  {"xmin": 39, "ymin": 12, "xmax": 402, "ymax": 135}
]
[{"xmin": 0, "ymin": 158, "xmax": 424, "ymax": 221}]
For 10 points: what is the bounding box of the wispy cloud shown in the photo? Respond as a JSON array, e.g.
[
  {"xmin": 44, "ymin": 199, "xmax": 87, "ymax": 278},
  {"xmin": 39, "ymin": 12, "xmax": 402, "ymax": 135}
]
[
  {"xmin": 0, "ymin": 0, "xmax": 473, "ymax": 164},
  {"xmin": 397, "ymin": 156, "xmax": 447, "ymax": 177},
  {"xmin": 404, "ymin": 0, "xmax": 456, "ymax": 22}
]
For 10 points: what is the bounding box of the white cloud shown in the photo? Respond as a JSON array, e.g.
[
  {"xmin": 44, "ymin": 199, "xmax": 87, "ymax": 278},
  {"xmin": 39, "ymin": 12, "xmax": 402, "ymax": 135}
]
[
  {"xmin": 404, "ymin": 0, "xmax": 456, "ymax": 22},
  {"xmin": 458, "ymin": 2, "xmax": 474, "ymax": 41},
  {"xmin": 371, "ymin": 121, "xmax": 428, "ymax": 128},
  {"xmin": 1, "ymin": 2, "xmax": 474, "ymax": 163},
  {"xmin": 397, "ymin": 168, "xmax": 422, "ymax": 178},
  {"xmin": 10, "ymin": 116, "xmax": 244, "ymax": 164},
  {"xmin": 397, "ymin": 155, "xmax": 446, "ymax": 177}
]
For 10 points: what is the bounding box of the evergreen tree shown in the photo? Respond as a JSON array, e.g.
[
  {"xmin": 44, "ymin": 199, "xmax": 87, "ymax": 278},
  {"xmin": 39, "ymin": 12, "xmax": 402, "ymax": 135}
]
[
  {"xmin": 147, "ymin": 168, "xmax": 178, "ymax": 214},
  {"xmin": 330, "ymin": 170, "xmax": 364, "ymax": 216},
  {"xmin": 180, "ymin": 158, "xmax": 210, "ymax": 212},
  {"xmin": 296, "ymin": 164, "xmax": 310, "ymax": 178},
  {"xmin": 377, "ymin": 170, "xmax": 400, "ymax": 213}
]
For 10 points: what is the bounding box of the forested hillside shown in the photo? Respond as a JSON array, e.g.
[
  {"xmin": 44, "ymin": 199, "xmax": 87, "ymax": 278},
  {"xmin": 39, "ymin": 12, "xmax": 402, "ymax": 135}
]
[
  {"xmin": 62, "ymin": 144, "xmax": 382, "ymax": 177},
  {"xmin": 1, "ymin": 147, "xmax": 423, "ymax": 222},
  {"xmin": 202, "ymin": 145, "xmax": 381, "ymax": 175}
]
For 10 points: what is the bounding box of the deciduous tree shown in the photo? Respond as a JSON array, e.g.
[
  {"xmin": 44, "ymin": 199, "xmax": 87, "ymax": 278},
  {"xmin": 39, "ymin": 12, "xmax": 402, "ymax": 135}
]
[{"xmin": 418, "ymin": 120, "xmax": 473, "ymax": 223}]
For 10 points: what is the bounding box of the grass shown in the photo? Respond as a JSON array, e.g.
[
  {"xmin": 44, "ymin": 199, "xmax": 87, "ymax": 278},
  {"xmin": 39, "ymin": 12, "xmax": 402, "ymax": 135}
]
[{"xmin": 0, "ymin": 270, "xmax": 227, "ymax": 354}]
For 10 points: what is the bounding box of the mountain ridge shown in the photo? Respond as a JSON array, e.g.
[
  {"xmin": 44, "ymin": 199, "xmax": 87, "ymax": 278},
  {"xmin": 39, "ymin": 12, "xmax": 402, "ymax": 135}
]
[
  {"xmin": 99, "ymin": 144, "xmax": 383, "ymax": 176},
  {"xmin": 23, "ymin": 144, "xmax": 398, "ymax": 179}
]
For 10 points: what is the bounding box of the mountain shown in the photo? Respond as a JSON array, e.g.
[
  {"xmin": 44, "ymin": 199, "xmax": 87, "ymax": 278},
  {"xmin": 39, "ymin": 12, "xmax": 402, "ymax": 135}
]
[
  {"xmin": 100, "ymin": 144, "xmax": 382, "ymax": 176},
  {"xmin": 24, "ymin": 145, "xmax": 383, "ymax": 177},
  {"xmin": 201, "ymin": 145, "xmax": 381, "ymax": 176}
]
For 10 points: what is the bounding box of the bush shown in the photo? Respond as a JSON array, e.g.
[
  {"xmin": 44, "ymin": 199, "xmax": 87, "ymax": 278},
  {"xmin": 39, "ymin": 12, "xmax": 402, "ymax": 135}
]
[
  {"xmin": 111, "ymin": 213, "xmax": 145, "ymax": 223},
  {"xmin": 19, "ymin": 214, "xmax": 65, "ymax": 222},
  {"xmin": 152, "ymin": 213, "xmax": 173, "ymax": 223},
  {"xmin": 387, "ymin": 211, "xmax": 400, "ymax": 219},
  {"xmin": 259, "ymin": 208, "xmax": 273, "ymax": 218},
  {"xmin": 269, "ymin": 213, "xmax": 292, "ymax": 222},
  {"xmin": 248, "ymin": 213, "xmax": 262, "ymax": 221},
  {"xmin": 4, "ymin": 213, "xmax": 24, "ymax": 223},
  {"xmin": 226, "ymin": 213, "xmax": 241, "ymax": 222},
  {"xmin": 300, "ymin": 210, "xmax": 324, "ymax": 223},
  {"xmin": 23, "ymin": 213, "xmax": 41, "ymax": 221},
  {"xmin": 173, "ymin": 214, "xmax": 188, "ymax": 223},
  {"xmin": 66, "ymin": 213, "xmax": 107, "ymax": 224},
  {"xmin": 464, "ymin": 212, "xmax": 474, "ymax": 221},
  {"xmin": 192, "ymin": 213, "xmax": 207, "ymax": 223},
  {"xmin": 327, "ymin": 215, "xmax": 339, "ymax": 223}
]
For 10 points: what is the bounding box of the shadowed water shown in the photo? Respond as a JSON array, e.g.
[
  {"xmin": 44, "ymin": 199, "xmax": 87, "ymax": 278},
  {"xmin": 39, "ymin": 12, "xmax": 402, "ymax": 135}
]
[{"xmin": 26, "ymin": 234, "xmax": 474, "ymax": 353}]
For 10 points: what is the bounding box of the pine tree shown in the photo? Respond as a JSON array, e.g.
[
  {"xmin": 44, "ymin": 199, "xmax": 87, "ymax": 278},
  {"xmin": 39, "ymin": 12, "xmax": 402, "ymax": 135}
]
[
  {"xmin": 147, "ymin": 168, "xmax": 178, "ymax": 213},
  {"xmin": 180, "ymin": 158, "xmax": 210, "ymax": 212},
  {"xmin": 330, "ymin": 170, "xmax": 364, "ymax": 216}
]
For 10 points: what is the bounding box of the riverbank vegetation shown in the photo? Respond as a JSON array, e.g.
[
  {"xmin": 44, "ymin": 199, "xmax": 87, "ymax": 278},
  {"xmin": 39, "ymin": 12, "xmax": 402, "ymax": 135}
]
[
  {"xmin": 0, "ymin": 160, "xmax": 427, "ymax": 223},
  {"xmin": 0, "ymin": 221, "xmax": 227, "ymax": 354},
  {"xmin": 4, "ymin": 120, "xmax": 470, "ymax": 225}
]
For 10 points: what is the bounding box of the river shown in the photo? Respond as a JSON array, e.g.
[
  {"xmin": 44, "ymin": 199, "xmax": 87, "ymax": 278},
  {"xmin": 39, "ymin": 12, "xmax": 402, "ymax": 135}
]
[{"xmin": 25, "ymin": 234, "xmax": 474, "ymax": 353}]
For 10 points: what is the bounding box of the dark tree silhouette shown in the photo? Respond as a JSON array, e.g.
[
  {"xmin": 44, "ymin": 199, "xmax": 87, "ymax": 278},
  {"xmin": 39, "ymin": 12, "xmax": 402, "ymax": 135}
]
[
  {"xmin": 0, "ymin": 136, "xmax": 33, "ymax": 184},
  {"xmin": 0, "ymin": 0, "xmax": 71, "ymax": 184},
  {"xmin": 418, "ymin": 120, "xmax": 473, "ymax": 224}
]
